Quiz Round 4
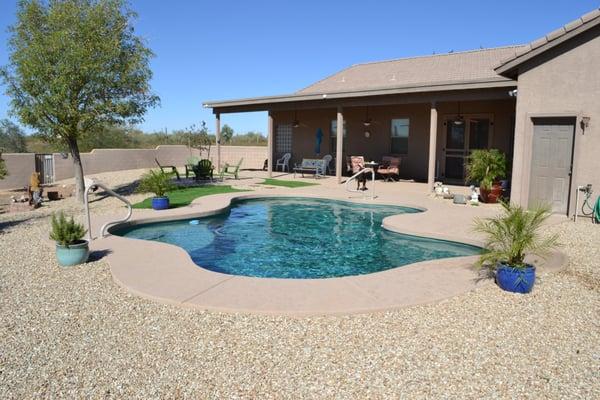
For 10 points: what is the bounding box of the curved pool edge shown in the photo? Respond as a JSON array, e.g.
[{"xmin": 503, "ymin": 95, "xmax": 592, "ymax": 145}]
[{"xmin": 91, "ymin": 191, "xmax": 568, "ymax": 315}]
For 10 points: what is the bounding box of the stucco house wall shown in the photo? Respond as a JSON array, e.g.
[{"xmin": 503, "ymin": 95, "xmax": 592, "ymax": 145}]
[{"xmin": 510, "ymin": 24, "xmax": 600, "ymax": 215}]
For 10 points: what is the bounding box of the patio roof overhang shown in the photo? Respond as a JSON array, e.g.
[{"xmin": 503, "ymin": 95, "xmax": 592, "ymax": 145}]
[{"xmin": 203, "ymin": 77, "xmax": 517, "ymax": 114}]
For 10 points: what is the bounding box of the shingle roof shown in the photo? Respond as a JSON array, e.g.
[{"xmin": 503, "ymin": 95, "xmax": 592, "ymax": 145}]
[
  {"xmin": 495, "ymin": 8, "xmax": 600, "ymax": 76},
  {"xmin": 296, "ymin": 46, "xmax": 525, "ymax": 95}
]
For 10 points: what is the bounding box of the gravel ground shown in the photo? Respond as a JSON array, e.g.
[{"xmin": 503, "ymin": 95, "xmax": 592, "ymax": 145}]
[{"xmin": 1, "ymin": 170, "xmax": 599, "ymax": 399}]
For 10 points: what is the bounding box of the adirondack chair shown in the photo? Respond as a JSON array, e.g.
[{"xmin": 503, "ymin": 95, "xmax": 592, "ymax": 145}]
[
  {"xmin": 218, "ymin": 158, "xmax": 243, "ymax": 180},
  {"xmin": 185, "ymin": 156, "xmax": 200, "ymax": 179},
  {"xmin": 192, "ymin": 159, "xmax": 214, "ymax": 181},
  {"xmin": 154, "ymin": 158, "xmax": 180, "ymax": 180}
]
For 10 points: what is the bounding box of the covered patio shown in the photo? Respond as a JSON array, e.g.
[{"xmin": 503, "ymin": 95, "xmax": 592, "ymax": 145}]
[{"xmin": 205, "ymin": 47, "xmax": 519, "ymax": 192}]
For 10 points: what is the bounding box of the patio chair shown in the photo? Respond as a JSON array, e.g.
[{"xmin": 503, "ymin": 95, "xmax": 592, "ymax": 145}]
[
  {"xmin": 154, "ymin": 158, "xmax": 180, "ymax": 180},
  {"xmin": 219, "ymin": 158, "xmax": 243, "ymax": 180},
  {"xmin": 275, "ymin": 153, "xmax": 291, "ymax": 172},
  {"xmin": 349, "ymin": 156, "xmax": 368, "ymax": 190},
  {"xmin": 322, "ymin": 154, "xmax": 332, "ymax": 175},
  {"xmin": 377, "ymin": 156, "xmax": 401, "ymax": 182},
  {"xmin": 185, "ymin": 156, "xmax": 200, "ymax": 179},
  {"xmin": 192, "ymin": 159, "xmax": 214, "ymax": 181}
]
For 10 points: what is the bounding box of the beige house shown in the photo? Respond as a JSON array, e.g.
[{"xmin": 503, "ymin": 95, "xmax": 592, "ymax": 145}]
[{"xmin": 205, "ymin": 9, "xmax": 600, "ymax": 216}]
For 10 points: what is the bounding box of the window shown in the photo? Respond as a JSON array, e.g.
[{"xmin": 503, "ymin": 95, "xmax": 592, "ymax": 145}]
[
  {"xmin": 330, "ymin": 120, "xmax": 347, "ymax": 154},
  {"xmin": 468, "ymin": 118, "xmax": 490, "ymax": 150},
  {"xmin": 391, "ymin": 118, "xmax": 409, "ymax": 154},
  {"xmin": 275, "ymin": 124, "xmax": 292, "ymax": 156}
]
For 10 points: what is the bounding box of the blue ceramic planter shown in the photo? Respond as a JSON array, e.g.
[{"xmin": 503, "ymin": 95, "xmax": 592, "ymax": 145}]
[
  {"xmin": 56, "ymin": 240, "xmax": 89, "ymax": 266},
  {"xmin": 496, "ymin": 263, "xmax": 536, "ymax": 293},
  {"xmin": 151, "ymin": 196, "xmax": 169, "ymax": 210}
]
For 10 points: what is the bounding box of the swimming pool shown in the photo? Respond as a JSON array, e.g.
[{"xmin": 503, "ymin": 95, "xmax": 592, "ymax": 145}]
[{"xmin": 114, "ymin": 197, "xmax": 481, "ymax": 279}]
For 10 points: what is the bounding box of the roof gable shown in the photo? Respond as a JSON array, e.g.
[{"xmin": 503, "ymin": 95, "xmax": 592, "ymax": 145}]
[{"xmin": 495, "ymin": 8, "xmax": 600, "ymax": 77}]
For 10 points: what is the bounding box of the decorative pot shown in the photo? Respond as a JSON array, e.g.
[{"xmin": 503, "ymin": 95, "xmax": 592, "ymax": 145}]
[
  {"xmin": 151, "ymin": 196, "xmax": 169, "ymax": 210},
  {"xmin": 480, "ymin": 182, "xmax": 503, "ymax": 203},
  {"xmin": 55, "ymin": 240, "xmax": 89, "ymax": 266},
  {"xmin": 496, "ymin": 263, "xmax": 536, "ymax": 293}
]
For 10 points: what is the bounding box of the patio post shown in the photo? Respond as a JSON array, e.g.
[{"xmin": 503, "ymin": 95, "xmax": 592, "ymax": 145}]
[
  {"xmin": 215, "ymin": 112, "xmax": 221, "ymax": 173},
  {"xmin": 336, "ymin": 106, "xmax": 343, "ymax": 184},
  {"xmin": 267, "ymin": 111, "xmax": 273, "ymax": 178},
  {"xmin": 427, "ymin": 102, "xmax": 438, "ymax": 192}
]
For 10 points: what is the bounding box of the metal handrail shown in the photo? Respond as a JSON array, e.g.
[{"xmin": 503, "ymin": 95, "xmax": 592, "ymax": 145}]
[
  {"xmin": 84, "ymin": 178, "xmax": 132, "ymax": 241},
  {"xmin": 345, "ymin": 168, "xmax": 375, "ymax": 199}
]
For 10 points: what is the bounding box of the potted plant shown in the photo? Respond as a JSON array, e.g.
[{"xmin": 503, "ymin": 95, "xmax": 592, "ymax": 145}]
[
  {"xmin": 50, "ymin": 212, "xmax": 89, "ymax": 266},
  {"xmin": 473, "ymin": 202, "xmax": 559, "ymax": 293},
  {"xmin": 136, "ymin": 169, "xmax": 175, "ymax": 210},
  {"xmin": 465, "ymin": 149, "xmax": 507, "ymax": 203}
]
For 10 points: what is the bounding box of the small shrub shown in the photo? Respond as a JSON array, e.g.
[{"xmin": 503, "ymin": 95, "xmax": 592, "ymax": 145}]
[
  {"xmin": 473, "ymin": 202, "xmax": 559, "ymax": 269},
  {"xmin": 49, "ymin": 212, "xmax": 87, "ymax": 246},
  {"xmin": 136, "ymin": 169, "xmax": 175, "ymax": 197},
  {"xmin": 0, "ymin": 157, "xmax": 7, "ymax": 180},
  {"xmin": 465, "ymin": 149, "xmax": 507, "ymax": 190}
]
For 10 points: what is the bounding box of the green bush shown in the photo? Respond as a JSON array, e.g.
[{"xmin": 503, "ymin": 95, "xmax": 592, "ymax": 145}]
[
  {"xmin": 136, "ymin": 169, "xmax": 175, "ymax": 197},
  {"xmin": 49, "ymin": 212, "xmax": 87, "ymax": 246},
  {"xmin": 465, "ymin": 149, "xmax": 507, "ymax": 190},
  {"xmin": 473, "ymin": 202, "xmax": 559, "ymax": 269},
  {"xmin": 0, "ymin": 156, "xmax": 7, "ymax": 180}
]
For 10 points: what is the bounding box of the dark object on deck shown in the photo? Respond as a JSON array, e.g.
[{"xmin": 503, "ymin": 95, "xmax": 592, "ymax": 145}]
[
  {"xmin": 47, "ymin": 191, "xmax": 60, "ymax": 201},
  {"xmin": 154, "ymin": 158, "xmax": 180, "ymax": 180},
  {"xmin": 263, "ymin": 159, "xmax": 268, "ymax": 171}
]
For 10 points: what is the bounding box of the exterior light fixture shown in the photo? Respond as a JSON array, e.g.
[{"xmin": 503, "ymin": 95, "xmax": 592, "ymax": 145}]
[
  {"xmin": 580, "ymin": 116, "xmax": 590, "ymax": 133},
  {"xmin": 364, "ymin": 130, "xmax": 371, "ymax": 138},
  {"xmin": 292, "ymin": 110, "xmax": 300, "ymax": 128}
]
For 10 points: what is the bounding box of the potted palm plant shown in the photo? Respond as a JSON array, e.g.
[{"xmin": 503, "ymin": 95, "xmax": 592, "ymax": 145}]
[
  {"xmin": 50, "ymin": 212, "xmax": 89, "ymax": 266},
  {"xmin": 466, "ymin": 149, "xmax": 507, "ymax": 203},
  {"xmin": 136, "ymin": 169, "xmax": 175, "ymax": 210},
  {"xmin": 474, "ymin": 202, "xmax": 559, "ymax": 293}
]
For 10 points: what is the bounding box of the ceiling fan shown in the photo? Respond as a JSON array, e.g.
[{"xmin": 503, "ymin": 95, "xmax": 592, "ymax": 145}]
[
  {"xmin": 363, "ymin": 106, "xmax": 380, "ymax": 127},
  {"xmin": 292, "ymin": 110, "xmax": 308, "ymax": 128}
]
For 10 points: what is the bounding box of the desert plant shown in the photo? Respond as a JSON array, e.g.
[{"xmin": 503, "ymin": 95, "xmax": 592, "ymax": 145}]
[
  {"xmin": 473, "ymin": 202, "xmax": 559, "ymax": 269},
  {"xmin": 0, "ymin": 153, "xmax": 7, "ymax": 180},
  {"xmin": 49, "ymin": 212, "xmax": 87, "ymax": 246},
  {"xmin": 466, "ymin": 149, "xmax": 507, "ymax": 190},
  {"xmin": 136, "ymin": 169, "xmax": 175, "ymax": 197}
]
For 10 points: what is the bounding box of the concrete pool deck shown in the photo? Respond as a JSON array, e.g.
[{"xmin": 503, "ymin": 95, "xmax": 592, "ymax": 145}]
[{"xmin": 88, "ymin": 172, "xmax": 567, "ymax": 315}]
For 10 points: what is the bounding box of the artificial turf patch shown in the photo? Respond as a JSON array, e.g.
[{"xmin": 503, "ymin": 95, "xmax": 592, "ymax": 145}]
[{"xmin": 133, "ymin": 185, "xmax": 248, "ymax": 209}]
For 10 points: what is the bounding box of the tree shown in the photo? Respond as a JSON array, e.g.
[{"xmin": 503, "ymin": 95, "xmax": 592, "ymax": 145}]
[
  {"xmin": 220, "ymin": 124, "xmax": 234, "ymax": 144},
  {"xmin": 1, "ymin": 0, "xmax": 159, "ymax": 201},
  {"xmin": 185, "ymin": 121, "xmax": 212, "ymax": 158},
  {"xmin": 0, "ymin": 119, "xmax": 28, "ymax": 152}
]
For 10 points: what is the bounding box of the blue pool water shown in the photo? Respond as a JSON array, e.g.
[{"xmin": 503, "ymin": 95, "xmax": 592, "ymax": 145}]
[{"xmin": 114, "ymin": 198, "xmax": 481, "ymax": 279}]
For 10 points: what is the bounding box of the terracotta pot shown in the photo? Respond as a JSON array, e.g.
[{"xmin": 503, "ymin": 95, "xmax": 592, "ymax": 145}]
[{"xmin": 480, "ymin": 182, "xmax": 503, "ymax": 203}]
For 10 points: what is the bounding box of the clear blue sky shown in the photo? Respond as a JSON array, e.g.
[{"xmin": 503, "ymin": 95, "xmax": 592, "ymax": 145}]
[{"xmin": 0, "ymin": 0, "xmax": 598, "ymax": 135}]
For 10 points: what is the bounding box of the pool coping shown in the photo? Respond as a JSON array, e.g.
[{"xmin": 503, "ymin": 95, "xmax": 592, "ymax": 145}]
[{"xmin": 89, "ymin": 191, "xmax": 567, "ymax": 316}]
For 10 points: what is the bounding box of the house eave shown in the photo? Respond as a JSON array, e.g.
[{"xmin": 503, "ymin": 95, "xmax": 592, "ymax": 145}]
[{"xmin": 203, "ymin": 78, "xmax": 517, "ymax": 113}]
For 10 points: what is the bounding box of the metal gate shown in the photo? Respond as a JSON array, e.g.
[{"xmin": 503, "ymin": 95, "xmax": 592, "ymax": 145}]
[{"xmin": 35, "ymin": 154, "xmax": 54, "ymax": 184}]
